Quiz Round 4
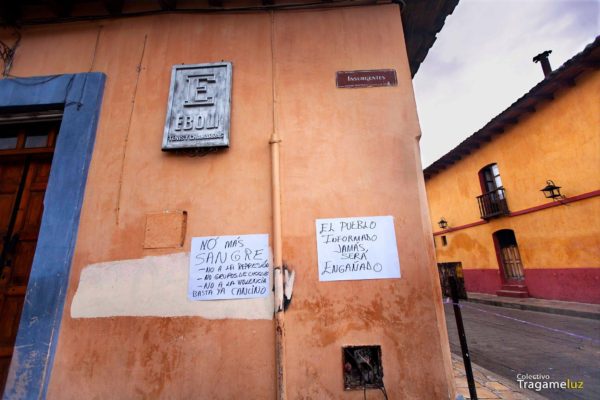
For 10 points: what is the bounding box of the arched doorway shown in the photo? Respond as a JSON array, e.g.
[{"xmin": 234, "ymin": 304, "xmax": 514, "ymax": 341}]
[{"xmin": 493, "ymin": 229, "xmax": 529, "ymax": 297}]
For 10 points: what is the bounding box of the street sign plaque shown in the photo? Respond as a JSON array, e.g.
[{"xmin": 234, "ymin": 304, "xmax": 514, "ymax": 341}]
[
  {"xmin": 336, "ymin": 69, "xmax": 397, "ymax": 89},
  {"xmin": 162, "ymin": 62, "xmax": 232, "ymax": 150}
]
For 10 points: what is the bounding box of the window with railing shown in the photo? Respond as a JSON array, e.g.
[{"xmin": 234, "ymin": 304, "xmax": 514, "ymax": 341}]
[{"xmin": 477, "ymin": 163, "xmax": 509, "ymax": 219}]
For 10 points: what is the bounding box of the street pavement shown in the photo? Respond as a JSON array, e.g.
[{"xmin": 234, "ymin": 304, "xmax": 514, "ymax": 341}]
[
  {"xmin": 451, "ymin": 354, "xmax": 546, "ymax": 400},
  {"xmin": 444, "ymin": 301, "xmax": 600, "ymax": 400}
]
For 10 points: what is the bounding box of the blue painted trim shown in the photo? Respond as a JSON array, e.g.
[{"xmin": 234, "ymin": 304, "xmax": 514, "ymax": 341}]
[{"xmin": 0, "ymin": 73, "xmax": 106, "ymax": 400}]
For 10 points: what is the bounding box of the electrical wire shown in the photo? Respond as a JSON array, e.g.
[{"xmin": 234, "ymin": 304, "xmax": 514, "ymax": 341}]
[
  {"xmin": 0, "ymin": 29, "xmax": 20, "ymax": 76},
  {"xmin": 379, "ymin": 384, "xmax": 389, "ymax": 400}
]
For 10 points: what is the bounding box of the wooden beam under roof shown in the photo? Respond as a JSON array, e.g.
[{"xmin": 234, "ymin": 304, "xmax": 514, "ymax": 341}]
[
  {"xmin": 158, "ymin": 0, "xmax": 177, "ymax": 11},
  {"xmin": 532, "ymin": 93, "xmax": 554, "ymax": 101},
  {"xmin": 104, "ymin": 0, "xmax": 124, "ymax": 16},
  {"xmin": 208, "ymin": 0, "xmax": 223, "ymax": 7},
  {"xmin": 0, "ymin": 1, "xmax": 21, "ymax": 24},
  {"xmin": 50, "ymin": 0, "xmax": 74, "ymax": 18}
]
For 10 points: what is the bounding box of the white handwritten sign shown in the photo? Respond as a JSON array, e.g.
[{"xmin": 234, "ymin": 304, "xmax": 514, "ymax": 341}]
[
  {"xmin": 315, "ymin": 216, "xmax": 401, "ymax": 282},
  {"xmin": 188, "ymin": 234, "xmax": 270, "ymax": 300}
]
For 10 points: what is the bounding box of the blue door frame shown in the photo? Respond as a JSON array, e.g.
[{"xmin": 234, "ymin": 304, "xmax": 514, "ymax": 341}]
[{"xmin": 0, "ymin": 73, "xmax": 105, "ymax": 400}]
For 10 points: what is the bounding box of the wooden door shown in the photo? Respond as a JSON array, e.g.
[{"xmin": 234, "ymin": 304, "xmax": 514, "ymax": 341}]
[
  {"xmin": 500, "ymin": 245, "xmax": 525, "ymax": 281},
  {"xmin": 0, "ymin": 120, "xmax": 57, "ymax": 394},
  {"xmin": 494, "ymin": 229, "xmax": 525, "ymax": 282}
]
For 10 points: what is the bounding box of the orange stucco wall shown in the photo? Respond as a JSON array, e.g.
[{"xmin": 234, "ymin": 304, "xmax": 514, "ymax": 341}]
[
  {"xmin": 2, "ymin": 5, "xmax": 454, "ymax": 398},
  {"xmin": 274, "ymin": 10, "xmax": 452, "ymax": 398},
  {"xmin": 425, "ymin": 69, "xmax": 600, "ymax": 302}
]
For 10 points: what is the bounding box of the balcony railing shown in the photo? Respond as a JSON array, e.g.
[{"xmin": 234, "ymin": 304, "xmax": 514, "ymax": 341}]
[{"xmin": 477, "ymin": 188, "xmax": 509, "ymax": 219}]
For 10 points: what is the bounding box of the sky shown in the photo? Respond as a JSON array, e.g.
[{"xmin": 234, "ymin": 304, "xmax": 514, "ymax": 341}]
[{"xmin": 413, "ymin": 0, "xmax": 599, "ymax": 168}]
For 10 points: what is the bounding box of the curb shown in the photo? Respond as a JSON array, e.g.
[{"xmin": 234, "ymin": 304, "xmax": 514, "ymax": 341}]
[
  {"xmin": 465, "ymin": 298, "xmax": 600, "ymax": 321},
  {"xmin": 451, "ymin": 354, "xmax": 548, "ymax": 400}
]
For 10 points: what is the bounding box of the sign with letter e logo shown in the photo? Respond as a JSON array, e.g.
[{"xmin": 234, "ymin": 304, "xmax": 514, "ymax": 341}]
[
  {"xmin": 316, "ymin": 216, "xmax": 401, "ymax": 282},
  {"xmin": 162, "ymin": 62, "xmax": 232, "ymax": 150}
]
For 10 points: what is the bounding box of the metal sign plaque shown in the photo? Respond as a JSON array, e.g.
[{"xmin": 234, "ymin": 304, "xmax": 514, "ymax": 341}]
[
  {"xmin": 162, "ymin": 62, "xmax": 232, "ymax": 150},
  {"xmin": 336, "ymin": 69, "xmax": 397, "ymax": 89}
]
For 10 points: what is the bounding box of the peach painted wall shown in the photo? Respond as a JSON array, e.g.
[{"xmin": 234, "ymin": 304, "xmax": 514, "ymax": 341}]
[
  {"xmin": 273, "ymin": 8, "xmax": 453, "ymax": 399},
  {"xmin": 2, "ymin": 5, "xmax": 454, "ymax": 398}
]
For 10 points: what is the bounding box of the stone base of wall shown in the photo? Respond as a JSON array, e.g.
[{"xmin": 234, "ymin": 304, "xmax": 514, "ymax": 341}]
[
  {"xmin": 524, "ymin": 268, "xmax": 600, "ymax": 304},
  {"xmin": 463, "ymin": 269, "xmax": 502, "ymax": 295}
]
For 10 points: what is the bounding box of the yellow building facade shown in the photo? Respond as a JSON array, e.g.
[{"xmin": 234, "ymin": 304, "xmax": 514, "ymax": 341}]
[{"xmin": 425, "ymin": 38, "xmax": 600, "ymax": 304}]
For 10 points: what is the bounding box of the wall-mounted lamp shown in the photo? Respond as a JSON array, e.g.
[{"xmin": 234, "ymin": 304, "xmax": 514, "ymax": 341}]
[
  {"xmin": 540, "ymin": 180, "xmax": 565, "ymax": 201},
  {"xmin": 438, "ymin": 217, "xmax": 448, "ymax": 230}
]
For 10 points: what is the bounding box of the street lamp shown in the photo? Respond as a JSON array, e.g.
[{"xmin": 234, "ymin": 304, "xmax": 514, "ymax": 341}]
[
  {"xmin": 438, "ymin": 217, "xmax": 448, "ymax": 230},
  {"xmin": 540, "ymin": 180, "xmax": 565, "ymax": 200}
]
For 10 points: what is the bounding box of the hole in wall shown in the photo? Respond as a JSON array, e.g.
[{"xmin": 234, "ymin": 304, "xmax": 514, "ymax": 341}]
[{"xmin": 342, "ymin": 345, "xmax": 384, "ymax": 390}]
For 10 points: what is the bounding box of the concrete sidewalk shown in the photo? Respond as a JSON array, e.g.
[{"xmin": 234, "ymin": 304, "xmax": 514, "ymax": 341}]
[
  {"xmin": 465, "ymin": 292, "xmax": 600, "ymax": 320},
  {"xmin": 452, "ymin": 354, "xmax": 546, "ymax": 400}
]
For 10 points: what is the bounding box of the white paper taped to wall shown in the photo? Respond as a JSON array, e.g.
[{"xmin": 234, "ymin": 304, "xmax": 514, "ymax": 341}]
[
  {"xmin": 71, "ymin": 252, "xmax": 274, "ymax": 319},
  {"xmin": 315, "ymin": 216, "xmax": 401, "ymax": 282},
  {"xmin": 189, "ymin": 234, "xmax": 270, "ymax": 300}
]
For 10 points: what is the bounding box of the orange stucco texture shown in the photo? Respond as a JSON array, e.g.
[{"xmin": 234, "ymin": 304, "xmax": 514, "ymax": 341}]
[
  {"xmin": 3, "ymin": 5, "xmax": 453, "ymax": 398},
  {"xmin": 144, "ymin": 211, "xmax": 187, "ymax": 249}
]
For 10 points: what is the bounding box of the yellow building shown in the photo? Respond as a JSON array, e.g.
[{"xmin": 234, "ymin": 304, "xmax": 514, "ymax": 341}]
[
  {"xmin": 425, "ymin": 38, "xmax": 600, "ymax": 304},
  {"xmin": 0, "ymin": 1, "xmax": 459, "ymax": 399}
]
